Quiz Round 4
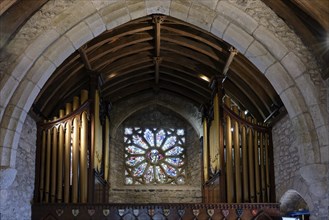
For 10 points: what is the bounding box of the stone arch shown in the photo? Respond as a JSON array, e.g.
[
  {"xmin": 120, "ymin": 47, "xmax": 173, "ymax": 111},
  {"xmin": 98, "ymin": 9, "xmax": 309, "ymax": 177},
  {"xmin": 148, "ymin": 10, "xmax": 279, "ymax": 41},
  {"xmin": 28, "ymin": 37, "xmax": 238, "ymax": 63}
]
[
  {"xmin": 0, "ymin": 1, "xmax": 327, "ymax": 215},
  {"xmin": 280, "ymin": 190, "xmax": 309, "ymax": 214},
  {"xmin": 109, "ymin": 93, "xmax": 202, "ymax": 139}
]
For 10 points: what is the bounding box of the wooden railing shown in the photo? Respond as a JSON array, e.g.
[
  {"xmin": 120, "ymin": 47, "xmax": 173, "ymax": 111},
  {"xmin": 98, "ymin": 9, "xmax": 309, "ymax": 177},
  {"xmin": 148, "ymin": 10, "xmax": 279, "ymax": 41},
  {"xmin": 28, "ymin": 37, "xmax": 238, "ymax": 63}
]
[{"xmin": 32, "ymin": 203, "xmax": 281, "ymax": 220}]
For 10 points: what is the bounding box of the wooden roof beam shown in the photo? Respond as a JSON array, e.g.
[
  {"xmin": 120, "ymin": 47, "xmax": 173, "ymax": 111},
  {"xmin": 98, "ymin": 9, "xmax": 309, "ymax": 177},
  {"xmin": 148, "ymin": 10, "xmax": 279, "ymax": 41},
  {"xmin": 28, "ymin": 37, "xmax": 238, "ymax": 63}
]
[
  {"xmin": 153, "ymin": 15, "xmax": 165, "ymax": 84},
  {"xmin": 78, "ymin": 45, "xmax": 92, "ymax": 70}
]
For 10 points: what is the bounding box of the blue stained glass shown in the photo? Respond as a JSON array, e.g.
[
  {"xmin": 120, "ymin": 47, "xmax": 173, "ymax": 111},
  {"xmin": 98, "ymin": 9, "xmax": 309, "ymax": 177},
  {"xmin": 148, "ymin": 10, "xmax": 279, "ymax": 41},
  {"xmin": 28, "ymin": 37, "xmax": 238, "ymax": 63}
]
[
  {"xmin": 161, "ymin": 163, "xmax": 177, "ymax": 177},
  {"xmin": 155, "ymin": 166, "xmax": 166, "ymax": 183},
  {"xmin": 133, "ymin": 162, "xmax": 147, "ymax": 177},
  {"xmin": 144, "ymin": 129, "xmax": 154, "ymax": 146},
  {"xmin": 125, "ymin": 128, "xmax": 133, "ymax": 135},
  {"xmin": 165, "ymin": 158, "xmax": 184, "ymax": 166},
  {"xmin": 177, "ymin": 129, "xmax": 184, "ymax": 135},
  {"xmin": 162, "ymin": 136, "xmax": 176, "ymax": 151},
  {"xmin": 147, "ymin": 149, "xmax": 164, "ymax": 163},
  {"xmin": 125, "ymin": 127, "xmax": 186, "ymax": 185},
  {"xmin": 165, "ymin": 146, "xmax": 184, "ymax": 156},
  {"xmin": 126, "ymin": 145, "xmax": 145, "ymax": 154},
  {"xmin": 156, "ymin": 129, "xmax": 166, "ymax": 147},
  {"xmin": 144, "ymin": 166, "xmax": 154, "ymax": 183},
  {"xmin": 132, "ymin": 135, "xmax": 148, "ymax": 149},
  {"xmin": 126, "ymin": 156, "xmax": 144, "ymax": 166}
]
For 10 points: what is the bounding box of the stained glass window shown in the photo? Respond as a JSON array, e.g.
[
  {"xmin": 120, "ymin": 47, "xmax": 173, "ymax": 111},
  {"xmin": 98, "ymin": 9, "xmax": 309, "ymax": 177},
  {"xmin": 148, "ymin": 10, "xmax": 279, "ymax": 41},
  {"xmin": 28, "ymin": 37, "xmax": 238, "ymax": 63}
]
[{"xmin": 124, "ymin": 127, "xmax": 186, "ymax": 185}]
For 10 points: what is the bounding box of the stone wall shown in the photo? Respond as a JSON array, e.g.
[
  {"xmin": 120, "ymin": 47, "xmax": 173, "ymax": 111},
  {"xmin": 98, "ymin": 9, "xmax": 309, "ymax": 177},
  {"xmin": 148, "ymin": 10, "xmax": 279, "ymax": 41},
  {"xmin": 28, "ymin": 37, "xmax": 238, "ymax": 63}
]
[
  {"xmin": 108, "ymin": 105, "xmax": 202, "ymax": 203},
  {"xmin": 272, "ymin": 114, "xmax": 300, "ymax": 200},
  {"xmin": 0, "ymin": 114, "xmax": 36, "ymax": 220}
]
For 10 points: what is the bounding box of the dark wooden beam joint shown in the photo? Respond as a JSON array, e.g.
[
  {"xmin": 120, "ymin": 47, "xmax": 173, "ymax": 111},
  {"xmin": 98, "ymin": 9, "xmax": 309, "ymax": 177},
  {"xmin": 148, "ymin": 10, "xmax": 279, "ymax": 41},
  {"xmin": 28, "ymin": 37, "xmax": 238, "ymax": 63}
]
[
  {"xmin": 78, "ymin": 45, "xmax": 93, "ymax": 71},
  {"xmin": 222, "ymin": 47, "xmax": 238, "ymax": 76},
  {"xmin": 153, "ymin": 57, "xmax": 162, "ymax": 84}
]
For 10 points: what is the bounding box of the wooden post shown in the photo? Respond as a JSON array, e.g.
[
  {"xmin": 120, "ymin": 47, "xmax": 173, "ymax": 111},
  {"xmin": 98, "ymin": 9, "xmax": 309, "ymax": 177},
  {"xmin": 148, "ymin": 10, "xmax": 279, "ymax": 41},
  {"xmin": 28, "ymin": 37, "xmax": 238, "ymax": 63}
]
[
  {"xmin": 247, "ymin": 117, "xmax": 255, "ymax": 202},
  {"xmin": 64, "ymin": 103, "xmax": 72, "ymax": 203},
  {"xmin": 104, "ymin": 116, "xmax": 110, "ymax": 182},
  {"xmin": 254, "ymin": 119, "xmax": 261, "ymax": 203},
  {"xmin": 202, "ymin": 117, "xmax": 209, "ymax": 183},
  {"xmin": 265, "ymin": 133, "xmax": 270, "ymax": 202},
  {"xmin": 80, "ymin": 90, "xmax": 88, "ymax": 203},
  {"xmin": 260, "ymin": 131, "xmax": 266, "ymax": 202}
]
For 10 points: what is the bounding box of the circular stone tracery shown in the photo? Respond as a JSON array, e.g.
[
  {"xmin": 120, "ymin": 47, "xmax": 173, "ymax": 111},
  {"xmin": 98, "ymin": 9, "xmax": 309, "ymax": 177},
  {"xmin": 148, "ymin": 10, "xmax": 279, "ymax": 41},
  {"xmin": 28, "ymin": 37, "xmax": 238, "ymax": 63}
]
[{"xmin": 124, "ymin": 127, "xmax": 186, "ymax": 185}]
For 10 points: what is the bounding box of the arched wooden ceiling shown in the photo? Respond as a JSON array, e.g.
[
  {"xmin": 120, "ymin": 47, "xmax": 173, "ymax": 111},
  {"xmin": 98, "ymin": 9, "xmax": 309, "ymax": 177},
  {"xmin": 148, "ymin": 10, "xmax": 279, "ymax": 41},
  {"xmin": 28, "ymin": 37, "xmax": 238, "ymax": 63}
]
[{"xmin": 33, "ymin": 15, "xmax": 282, "ymax": 122}]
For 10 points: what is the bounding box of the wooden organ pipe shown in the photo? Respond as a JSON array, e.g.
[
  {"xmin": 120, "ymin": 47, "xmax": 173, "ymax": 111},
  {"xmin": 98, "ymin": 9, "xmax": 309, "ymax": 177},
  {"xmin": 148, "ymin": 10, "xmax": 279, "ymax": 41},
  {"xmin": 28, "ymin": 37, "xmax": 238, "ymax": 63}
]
[
  {"xmin": 224, "ymin": 97, "xmax": 234, "ymax": 203},
  {"xmin": 233, "ymin": 106, "xmax": 241, "ymax": 202},
  {"xmin": 57, "ymin": 110, "xmax": 64, "ymax": 202},
  {"xmin": 80, "ymin": 90, "xmax": 88, "ymax": 203},
  {"xmin": 241, "ymin": 113, "xmax": 249, "ymax": 202},
  {"xmin": 265, "ymin": 133, "xmax": 270, "ymax": 202},
  {"xmin": 72, "ymin": 96, "xmax": 80, "ymax": 203},
  {"xmin": 105, "ymin": 116, "xmax": 110, "ymax": 182},
  {"xmin": 260, "ymin": 132, "xmax": 266, "ymax": 202},
  {"xmin": 50, "ymin": 117, "xmax": 58, "ymax": 203},
  {"xmin": 247, "ymin": 117, "xmax": 255, "ymax": 202},
  {"xmin": 202, "ymin": 118, "xmax": 209, "ymax": 182},
  {"xmin": 39, "ymin": 127, "xmax": 46, "ymax": 202},
  {"xmin": 64, "ymin": 103, "xmax": 72, "ymax": 203},
  {"xmin": 253, "ymin": 119, "xmax": 261, "ymax": 202}
]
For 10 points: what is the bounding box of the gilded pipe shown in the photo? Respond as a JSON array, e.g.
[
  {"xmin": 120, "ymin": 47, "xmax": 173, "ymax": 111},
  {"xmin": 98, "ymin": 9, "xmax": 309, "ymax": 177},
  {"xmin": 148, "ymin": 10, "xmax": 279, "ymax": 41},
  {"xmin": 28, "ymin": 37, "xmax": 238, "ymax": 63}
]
[
  {"xmin": 72, "ymin": 96, "xmax": 79, "ymax": 203},
  {"xmin": 80, "ymin": 90, "xmax": 88, "ymax": 203},
  {"xmin": 50, "ymin": 117, "xmax": 58, "ymax": 203},
  {"xmin": 260, "ymin": 132, "xmax": 266, "ymax": 202},
  {"xmin": 45, "ymin": 125, "xmax": 51, "ymax": 203},
  {"xmin": 241, "ymin": 113, "xmax": 249, "ymax": 202},
  {"xmin": 39, "ymin": 128, "xmax": 46, "ymax": 202},
  {"xmin": 265, "ymin": 133, "xmax": 270, "ymax": 202},
  {"xmin": 233, "ymin": 106, "xmax": 241, "ymax": 202},
  {"xmin": 105, "ymin": 116, "xmax": 110, "ymax": 182},
  {"xmin": 224, "ymin": 97, "xmax": 233, "ymax": 203},
  {"xmin": 57, "ymin": 110, "xmax": 64, "ymax": 202},
  {"xmin": 254, "ymin": 119, "xmax": 261, "ymax": 203},
  {"xmin": 64, "ymin": 103, "xmax": 72, "ymax": 203},
  {"xmin": 202, "ymin": 117, "xmax": 209, "ymax": 182}
]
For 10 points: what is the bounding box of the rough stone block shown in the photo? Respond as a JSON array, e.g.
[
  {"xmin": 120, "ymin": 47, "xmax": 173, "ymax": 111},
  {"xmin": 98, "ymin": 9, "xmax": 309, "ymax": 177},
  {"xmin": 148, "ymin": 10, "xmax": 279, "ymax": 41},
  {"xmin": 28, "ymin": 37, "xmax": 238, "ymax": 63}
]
[
  {"xmin": 24, "ymin": 29, "xmax": 60, "ymax": 61},
  {"xmin": 65, "ymin": 22, "xmax": 94, "ymax": 49},
  {"xmin": 43, "ymin": 36, "xmax": 75, "ymax": 67},
  {"xmin": 253, "ymin": 26, "xmax": 288, "ymax": 60},
  {"xmin": 265, "ymin": 62, "xmax": 294, "ymax": 95},
  {"xmin": 197, "ymin": 0, "xmax": 219, "ymax": 10},
  {"xmin": 10, "ymin": 55, "xmax": 34, "ymax": 82},
  {"xmin": 0, "ymin": 166, "xmax": 17, "ymax": 189},
  {"xmin": 0, "ymin": 75, "xmax": 18, "ymax": 112},
  {"xmin": 9, "ymin": 80, "xmax": 36, "ymax": 111},
  {"xmin": 300, "ymin": 164, "xmax": 327, "ymax": 184},
  {"xmin": 223, "ymin": 23, "xmax": 254, "ymax": 54},
  {"xmin": 145, "ymin": 0, "xmax": 171, "ymax": 15},
  {"xmin": 84, "ymin": 13, "xmax": 106, "ymax": 37},
  {"xmin": 1, "ymin": 115, "xmax": 23, "ymax": 134},
  {"xmin": 295, "ymin": 74, "xmax": 318, "ymax": 106},
  {"xmin": 216, "ymin": 1, "xmax": 258, "ymax": 34},
  {"xmin": 100, "ymin": 1, "xmax": 131, "ymax": 30},
  {"xmin": 320, "ymin": 146, "xmax": 329, "ymax": 163},
  {"xmin": 187, "ymin": 1, "xmax": 217, "ymax": 31},
  {"xmin": 281, "ymin": 52, "xmax": 306, "ymax": 79},
  {"xmin": 210, "ymin": 15, "xmax": 230, "ymax": 38},
  {"xmin": 26, "ymin": 56, "xmax": 56, "ymax": 90},
  {"xmin": 245, "ymin": 40, "xmax": 276, "ymax": 73},
  {"xmin": 316, "ymin": 125, "xmax": 329, "ymax": 147},
  {"xmin": 280, "ymin": 86, "xmax": 308, "ymax": 119},
  {"xmin": 52, "ymin": 1, "xmax": 97, "ymax": 35},
  {"xmin": 170, "ymin": 0, "xmax": 191, "ymax": 21},
  {"xmin": 127, "ymin": 0, "xmax": 147, "ymax": 20}
]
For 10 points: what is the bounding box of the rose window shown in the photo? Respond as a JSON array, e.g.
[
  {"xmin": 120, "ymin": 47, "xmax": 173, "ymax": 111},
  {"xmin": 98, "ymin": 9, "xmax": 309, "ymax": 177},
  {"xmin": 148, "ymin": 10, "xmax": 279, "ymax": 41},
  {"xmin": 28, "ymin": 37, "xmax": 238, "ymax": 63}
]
[{"xmin": 124, "ymin": 127, "xmax": 186, "ymax": 185}]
